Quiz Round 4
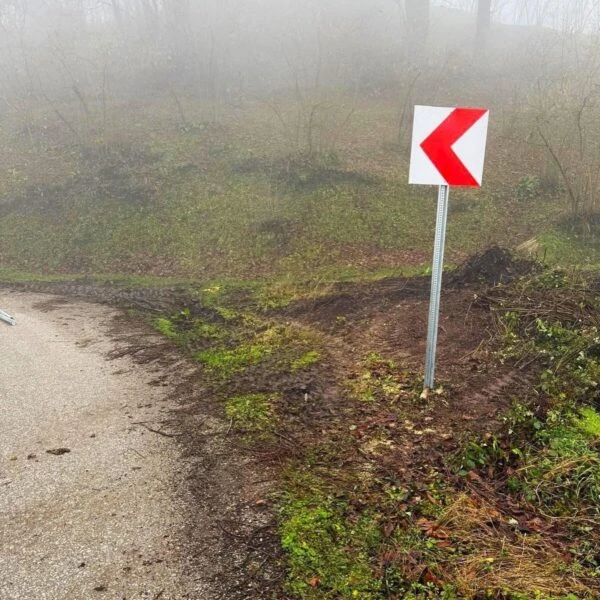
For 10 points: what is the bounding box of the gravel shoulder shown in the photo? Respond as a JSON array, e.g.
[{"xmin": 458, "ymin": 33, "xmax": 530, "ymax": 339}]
[{"xmin": 0, "ymin": 292, "xmax": 208, "ymax": 600}]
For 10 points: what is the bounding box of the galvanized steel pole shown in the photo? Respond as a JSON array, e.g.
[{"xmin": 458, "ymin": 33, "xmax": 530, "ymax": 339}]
[{"xmin": 424, "ymin": 184, "xmax": 449, "ymax": 389}]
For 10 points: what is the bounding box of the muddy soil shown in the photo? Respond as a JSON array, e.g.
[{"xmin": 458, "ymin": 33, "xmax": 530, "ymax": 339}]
[{"xmin": 0, "ymin": 249, "xmax": 540, "ymax": 598}]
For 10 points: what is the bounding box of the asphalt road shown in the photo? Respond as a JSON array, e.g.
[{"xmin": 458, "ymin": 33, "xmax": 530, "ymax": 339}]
[{"xmin": 0, "ymin": 293, "xmax": 205, "ymax": 599}]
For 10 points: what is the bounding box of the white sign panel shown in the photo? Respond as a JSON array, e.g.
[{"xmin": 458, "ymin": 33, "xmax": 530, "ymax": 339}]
[{"xmin": 409, "ymin": 105, "xmax": 489, "ymax": 188}]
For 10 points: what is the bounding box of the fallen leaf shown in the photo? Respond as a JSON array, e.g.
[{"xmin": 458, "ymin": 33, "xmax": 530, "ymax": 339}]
[
  {"xmin": 421, "ymin": 568, "xmax": 444, "ymax": 587},
  {"xmin": 417, "ymin": 518, "xmax": 450, "ymax": 539},
  {"xmin": 466, "ymin": 470, "xmax": 481, "ymax": 482},
  {"xmin": 526, "ymin": 517, "xmax": 544, "ymax": 532},
  {"xmin": 381, "ymin": 550, "xmax": 397, "ymax": 565},
  {"xmin": 308, "ymin": 576, "xmax": 320, "ymax": 588}
]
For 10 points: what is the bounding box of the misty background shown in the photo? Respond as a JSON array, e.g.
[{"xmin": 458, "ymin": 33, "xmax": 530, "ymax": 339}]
[{"xmin": 0, "ymin": 0, "xmax": 599, "ymax": 277}]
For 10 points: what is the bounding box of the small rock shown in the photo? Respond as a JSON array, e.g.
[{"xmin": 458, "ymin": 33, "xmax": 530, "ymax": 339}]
[{"xmin": 46, "ymin": 448, "xmax": 71, "ymax": 456}]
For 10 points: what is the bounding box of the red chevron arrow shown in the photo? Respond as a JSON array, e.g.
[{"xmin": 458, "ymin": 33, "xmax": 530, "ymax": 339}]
[{"xmin": 420, "ymin": 108, "xmax": 488, "ymax": 187}]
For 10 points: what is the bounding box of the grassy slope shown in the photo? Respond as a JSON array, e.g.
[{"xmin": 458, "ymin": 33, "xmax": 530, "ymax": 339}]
[{"xmin": 1, "ymin": 94, "xmax": 588, "ymax": 284}]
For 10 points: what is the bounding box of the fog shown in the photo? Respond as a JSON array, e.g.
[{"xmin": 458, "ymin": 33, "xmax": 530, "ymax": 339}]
[
  {"xmin": 1, "ymin": 0, "xmax": 600, "ymax": 277},
  {"xmin": 3, "ymin": 0, "xmax": 599, "ymax": 107}
]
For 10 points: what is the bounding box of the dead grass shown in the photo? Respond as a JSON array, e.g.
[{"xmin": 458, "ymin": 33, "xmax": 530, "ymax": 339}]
[{"xmin": 436, "ymin": 494, "xmax": 595, "ymax": 598}]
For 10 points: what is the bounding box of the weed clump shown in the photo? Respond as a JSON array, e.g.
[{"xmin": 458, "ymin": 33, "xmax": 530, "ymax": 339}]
[
  {"xmin": 346, "ymin": 352, "xmax": 413, "ymax": 404},
  {"xmin": 196, "ymin": 343, "xmax": 272, "ymax": 376},
  {"xmin": 280, "ymin": 491, "xmax": 382, "ymax": 599},
  {"xmin": 513, "ymin": 408, "xmax": 600, "ymax": 516},
  {"xmin": 290, "ymin": 350, "xmax": 321, "ymax": 372},
  {"xmin": 225, "ymin": 393, "xmax": 277, "ymax": 433}
]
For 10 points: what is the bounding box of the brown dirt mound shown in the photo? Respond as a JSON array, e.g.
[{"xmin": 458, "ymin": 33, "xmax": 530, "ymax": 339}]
[{"xmin": 448, "ymin": 246, "xmax": 539, "ymax": 288}]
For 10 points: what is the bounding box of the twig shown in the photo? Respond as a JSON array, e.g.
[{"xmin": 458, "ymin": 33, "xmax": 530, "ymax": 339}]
[
  {"xmin": 216, "ymin": 522, "xmax": 251, "ymax": 540},
  {"xmin": 132, "ymin": 422, "xmax": 183, "ymax": 438},
  {"xmin": 458, "ymin": 339, "xmax": 485, "ymax": 363},
  {"xmin": 273, "ymin": 430, "xmax": 295, "ymax": 444},
  {"xmin": 536, "ymin": 123, "xmax": 580, "ymax": 217}
]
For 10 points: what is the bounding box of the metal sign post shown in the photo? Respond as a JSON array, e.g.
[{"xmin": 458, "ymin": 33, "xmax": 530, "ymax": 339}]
[
  {"xmin": 424, "ymin": 184, "xmax": 449, "ymax": 389},
  {"xmin": 0, "ymin": 308, "xmax": 16, "ymax": 326},
  {"xmin": 408, "ymin": 105, "xmax": 489, "ymax": 391}
]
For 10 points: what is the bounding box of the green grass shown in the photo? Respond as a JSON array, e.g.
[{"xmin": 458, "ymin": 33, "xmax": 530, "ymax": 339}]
[
  {"xmin": 488, "ymin": 276, "xmax": 600, "ymax": 518},
  {"xmin": 195, "ymin": 343, "xmax": 273, "ymax": 376},
  {"xmin": 0, "ymin": 268, "xmax": 201, "ymax": 288},
  {"xmin": 0, "ymin": 96, "xmax": 581, "ymax": 282},
  {"xmin": 535, "ymin": 230, "xmax": 600, "ymax": 268},
  {"xmin": 280, "ymin": 485, "xmax": 383, "ymax": 600},
  {"xmin": 576, "ymin": 406, "xmax": 600, "ymax": 438},
  {"xmin": 154, "ymin": 316, "xmax": 178, "ymax": 339},
  {"xmin": 152, "ymin": 310, "xmax": 229, "ymax": 351},
  {"xmin": 512, "ymin": 409, "xmax": 600, "ymax": 516},
  {"xmin": 225, "ymin": 393, "xmax": 276, "ymax": 432},
  {"xmin": 290, "ymin": 350, "xmax": 321, "ymax": 372}
]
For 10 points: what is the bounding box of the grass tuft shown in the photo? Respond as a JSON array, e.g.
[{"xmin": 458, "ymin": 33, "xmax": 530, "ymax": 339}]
[
  {"xmin": 290, "ymin": 350, "xmax": 321, "ymax": 372},
  {"xmin": 280, "ymin": 490, "xmax": 382, "ymax": 600},
  {"xmin": 225, "ymin": 393, "xmax": 276, "ymax": 432}
]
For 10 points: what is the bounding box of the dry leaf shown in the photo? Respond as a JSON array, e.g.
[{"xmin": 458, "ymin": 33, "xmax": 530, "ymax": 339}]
[
  {"xmin": 466, "ymin": 470, "xmax": 481, "ymax": 482},
  {"xmin": 421, "ymin": 568, "xmax": 444, "ymax": 587},
  {"xmin": 417, "ymin": 518, "xmax": 450, "ymax": 539},
  {"xmin": 383, "ymin": 522, "xmax": 395, "ymax": 538}
]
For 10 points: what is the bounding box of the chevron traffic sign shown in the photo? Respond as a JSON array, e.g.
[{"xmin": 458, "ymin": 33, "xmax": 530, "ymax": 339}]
[
  {"xmin": 409, "ymin": 106, "xmax": 489, "ymax": 187},
  {"xmin": 408, "ymin": 105, "xmax": 490, "ymax": 391}
]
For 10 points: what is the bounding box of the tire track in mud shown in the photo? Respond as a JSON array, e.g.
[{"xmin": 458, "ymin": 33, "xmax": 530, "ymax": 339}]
[{"xmin": 0, "ymin": 281, "xmax": 196, "ymax": 312}]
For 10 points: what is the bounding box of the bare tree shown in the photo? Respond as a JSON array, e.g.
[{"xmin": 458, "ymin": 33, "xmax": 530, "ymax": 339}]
[
  {"xmin": 405, "ymin": 0, "xmax": 430, "ymax": 60},
  {"xmin": 394, "ymin": 0, "xmax": 430, "ymax": 62},
  {"xmin": 475, "ymin": 0, "xmax": 492, "ymax": 54}
]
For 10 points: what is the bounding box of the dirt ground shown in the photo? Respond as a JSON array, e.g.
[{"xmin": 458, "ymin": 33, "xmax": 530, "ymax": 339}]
[
  {"xmin": 273, "ymin": 259, "xmax": 536, "ymax": 480},
  {"xmin": 0, "ymin": 252, "xmax": 541, "ymax": 598}
]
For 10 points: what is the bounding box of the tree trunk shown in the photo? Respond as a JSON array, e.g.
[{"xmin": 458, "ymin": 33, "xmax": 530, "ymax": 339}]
[
  {"xmin": 404, "ymin": 0, "xmax": 430, "ymax": 62},
  {"xmin": 164, "ymin": 0, "xmax": 193, "ymax": 72},
  {"xmin": 475, "ymin": 0, "xmax": 492, "ymax": 54}
]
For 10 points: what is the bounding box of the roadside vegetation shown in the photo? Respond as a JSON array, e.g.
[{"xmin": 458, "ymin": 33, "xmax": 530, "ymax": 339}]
[{"xmin": 145, "ymin": 261, "xmax": 599, "ymax": 599}]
